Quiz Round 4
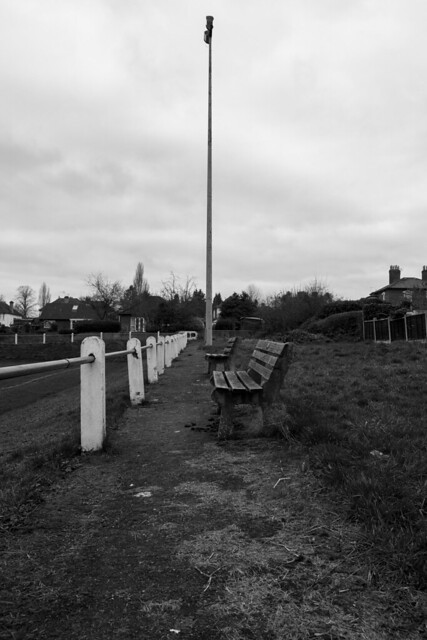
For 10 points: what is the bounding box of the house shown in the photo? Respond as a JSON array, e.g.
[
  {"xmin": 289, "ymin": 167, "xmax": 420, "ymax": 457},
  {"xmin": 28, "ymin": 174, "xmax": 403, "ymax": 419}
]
[
  {"xmin": 0, "ymin": 301, "xmax": 22, "ymax": 327},
  {"xmin": 39, "ymin": 296, "xmax": 100, "ymax": 331},
  {"xmin": 118, "ymin": 296, "xmax": 164, "ymax": 332},
  {"xmin": 370, "ymin": 265, "xmax": 427, "ymax": 309}
]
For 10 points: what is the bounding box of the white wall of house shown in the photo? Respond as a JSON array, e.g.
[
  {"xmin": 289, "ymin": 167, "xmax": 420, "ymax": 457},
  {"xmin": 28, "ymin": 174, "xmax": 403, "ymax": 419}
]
[{"xmin": 0, "ymin": 313, "xmax": 20, "ymax": 327}]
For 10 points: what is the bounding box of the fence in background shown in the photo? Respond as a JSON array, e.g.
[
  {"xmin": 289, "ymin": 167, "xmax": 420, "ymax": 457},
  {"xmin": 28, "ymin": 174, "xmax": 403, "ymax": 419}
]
[
  {"xmin": 0, "ymin": 332, "xmax": 188, "ymax": 452},
  {"xmin": 363, "ymin": 312, "xmax": 427, "ymax": 343},
  {"xmin": 0, "ymin": 330, "xmax": 201, "ymax": 345}
]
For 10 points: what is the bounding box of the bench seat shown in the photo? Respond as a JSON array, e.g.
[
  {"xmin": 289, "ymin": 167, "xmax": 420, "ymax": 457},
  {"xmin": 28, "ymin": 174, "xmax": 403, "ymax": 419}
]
[{"xmin": 205, "ymin": 337, "xmax": 238, "ymax": 374}]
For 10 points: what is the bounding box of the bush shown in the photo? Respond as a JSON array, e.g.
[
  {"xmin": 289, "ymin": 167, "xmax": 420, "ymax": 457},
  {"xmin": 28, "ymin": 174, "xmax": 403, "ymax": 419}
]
[
  {"xmin": 362, "ymin": 301, "xmax": 394, "ymax": 321},
  {"xmin": 73, "ymin": 320, "xmax": 121, "ymax": 334},
  {"xmin": 305, "ymin": 310, "xmax": 363, "ymax": 340},
  {"xmin": 214, "ymin": 317, "xmax": 236, "ymax": 330},
  {"xmin": 317, "ymin": 300, "xmax": 362, "ymax": 319}
]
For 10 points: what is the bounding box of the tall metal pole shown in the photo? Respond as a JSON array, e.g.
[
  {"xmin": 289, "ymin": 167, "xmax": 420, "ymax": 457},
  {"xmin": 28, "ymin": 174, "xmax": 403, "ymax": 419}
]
[{"xmin": 204, "ymin": 15, "xmax": 214, "ymax": 346}]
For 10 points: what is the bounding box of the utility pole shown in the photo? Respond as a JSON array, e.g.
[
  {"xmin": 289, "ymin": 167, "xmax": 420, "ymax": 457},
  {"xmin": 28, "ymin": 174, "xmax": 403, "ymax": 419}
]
[{"xmin": 204, "ymin": 15, "xmax": 214, "ymax": 346}]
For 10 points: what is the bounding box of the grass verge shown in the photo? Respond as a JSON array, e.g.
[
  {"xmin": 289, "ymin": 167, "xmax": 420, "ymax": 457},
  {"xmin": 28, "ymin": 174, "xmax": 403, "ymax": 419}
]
[
  {"xmin": 0, "ymin": 381, "xmax": 130, "ymax": 533},
  {"xmin": 282, "ymin": 339, "xmax": 427, "ymax": 589}
]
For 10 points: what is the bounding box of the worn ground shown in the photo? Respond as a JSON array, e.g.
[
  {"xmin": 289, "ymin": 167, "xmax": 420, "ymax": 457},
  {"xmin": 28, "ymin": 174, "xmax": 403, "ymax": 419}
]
[{"xmin": 1, "ymin": 340, "xmax": 425, "ymax": 639}]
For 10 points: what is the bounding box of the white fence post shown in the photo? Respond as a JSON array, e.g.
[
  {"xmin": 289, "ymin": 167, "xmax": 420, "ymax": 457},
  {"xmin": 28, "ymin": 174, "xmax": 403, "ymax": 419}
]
[
  {"xmin": 15, "ymin": 333, "xmax": 18, "ymax": 345},
  {"xmin": 81, "ymin": 336, "xmax": 106, "ymax": 452},
  {"xmin": 127, "ymin": 337, "xmax": 144, "ymax": 405},
  {"xmin": 171, "ymin": 335, "xmax": 178, "ymax": 360},
  {"xmin": 146, "ymin": 336, "xmax": 158, "ymax": 383},
  {"xmin": 71, "ymin": 332, "xmax": 74, "ymax": 343},
  {"xmin": 157, "ymin": 336, "xmax": 165, "ymax": 376},
  {"xmin": 164, "ymin": 336, "xmax": 172, "ymax": 368},
  {"xmin": 43, "ymin": 333, "xmax": 46, "ymax": 344}
]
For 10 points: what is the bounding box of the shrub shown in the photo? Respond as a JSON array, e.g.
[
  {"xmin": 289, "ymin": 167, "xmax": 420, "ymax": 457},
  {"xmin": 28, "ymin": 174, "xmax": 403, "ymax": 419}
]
[
  {"xmin": 362, "ymin": 301, "xmax": 394, "ymax": 321},
  {"xmin": 305, "ymin": 310, "xmax": 363, "ymax": 340},
  {"xmin": 317, "ymin": 300, "xmax": 362, "ymax": 319},
  {"xmin": 214, "ymin": 317, "xmax": 236, "ymax": 330}
]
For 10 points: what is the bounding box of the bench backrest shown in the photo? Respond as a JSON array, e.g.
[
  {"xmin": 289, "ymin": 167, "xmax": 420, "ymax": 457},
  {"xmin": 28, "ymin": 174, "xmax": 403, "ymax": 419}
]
[
  {"xmin": 247, "ymin": 340, "xmax": 293, "ymax": 403},
  {"xmin": 223, "ymin": 337, "xmax": 237, "ymax": 355}
]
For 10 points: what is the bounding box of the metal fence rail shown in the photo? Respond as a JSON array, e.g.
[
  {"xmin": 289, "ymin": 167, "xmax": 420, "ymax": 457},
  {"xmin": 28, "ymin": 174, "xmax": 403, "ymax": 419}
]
[{"xmin": 0, "ymin": 355, "xmax": 95, "ymax": 380}]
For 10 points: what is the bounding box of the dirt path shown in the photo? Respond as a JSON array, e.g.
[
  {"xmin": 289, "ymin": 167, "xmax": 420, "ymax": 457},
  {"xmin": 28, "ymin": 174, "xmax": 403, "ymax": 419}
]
[{"xmin": 1, "ymin": 341, "xmax": 423, "ymax": 639}]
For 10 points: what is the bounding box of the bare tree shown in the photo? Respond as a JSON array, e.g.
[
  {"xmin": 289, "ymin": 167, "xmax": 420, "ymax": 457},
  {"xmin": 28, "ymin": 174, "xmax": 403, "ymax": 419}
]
[
  {"xmin": 38, "ymin": 282, "xmax": 51, "ymax": 309},
  {"xmin": 161, "ymin": 272, "xmax": 181, "ymax": 301},
  {"xmin": 86, "ymin": 273, "xmax": 124, "ymax": 319},
  {"xmin": 161, "ymin": 272, "xmax": 197, "ymax": 302},
  {"xmin": 246, "ymin": 283, "xmax": 263, "ymax": 304},
  {"xmin": 15, "ymin": 285, "xmax": 37, "ymax": 318},
  {"xmin": 133, "ymin": 262, "xmax": 150, "ymax": 297}
]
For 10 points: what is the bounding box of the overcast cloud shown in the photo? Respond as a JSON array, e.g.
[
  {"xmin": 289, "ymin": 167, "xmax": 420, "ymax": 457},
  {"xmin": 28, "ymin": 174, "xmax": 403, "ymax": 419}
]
[{"xmin": 1, "ymin": 0, "xmax": 427, "ymax": 306}]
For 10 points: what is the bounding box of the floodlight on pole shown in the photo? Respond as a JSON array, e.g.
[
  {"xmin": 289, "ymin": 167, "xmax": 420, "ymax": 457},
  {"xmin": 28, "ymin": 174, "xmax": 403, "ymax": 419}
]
[{"xmin": 204, "ymin": 15, "xmax": 214, "ymax": 346}]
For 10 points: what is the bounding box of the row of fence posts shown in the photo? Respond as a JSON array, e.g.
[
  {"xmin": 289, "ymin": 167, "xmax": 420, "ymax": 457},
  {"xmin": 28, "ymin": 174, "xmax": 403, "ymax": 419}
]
[
  {"xmin": 81, "ymin": 332, "xmax": 187, "ymax": 451},
  {"xmin": 0, "ymin": 332, "xmax": 188, "ymax": 453}
]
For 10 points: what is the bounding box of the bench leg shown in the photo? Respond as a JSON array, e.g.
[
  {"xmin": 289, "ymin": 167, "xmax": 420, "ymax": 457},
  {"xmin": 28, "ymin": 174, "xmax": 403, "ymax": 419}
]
[{"xmin": 217, "ymin": 398, "xmax": 234, "ymax": 440}]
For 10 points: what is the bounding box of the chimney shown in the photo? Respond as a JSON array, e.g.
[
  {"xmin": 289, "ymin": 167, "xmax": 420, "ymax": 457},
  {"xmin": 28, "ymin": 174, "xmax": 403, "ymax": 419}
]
[
  {"xmin": 9, "ymin": 301, "xmax": 13, "ymax": 313},
  {"xmin": 422, "ymin": 266, "xmax": 427, "ymax": 283},
  {"xmin": 64, "ymin": 295, "xmax": 70, "ymax": 303},
  {"xmin": 389, "ymin": 265, "xmax": 401, "ymax": 285}
]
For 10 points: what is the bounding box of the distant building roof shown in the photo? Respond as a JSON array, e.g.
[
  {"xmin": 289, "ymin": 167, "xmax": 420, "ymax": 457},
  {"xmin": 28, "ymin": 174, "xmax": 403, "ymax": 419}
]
[
  {"xmin": 370, "ymin": 277, "xmax": 427, "ymax": 296},
  {"xmin": 0, "ymin": 301, "xmax": 21, "ymax": 317},
  {"xmin": 39, "ymin": 296, "xmax": 100, "ymax": 321}
]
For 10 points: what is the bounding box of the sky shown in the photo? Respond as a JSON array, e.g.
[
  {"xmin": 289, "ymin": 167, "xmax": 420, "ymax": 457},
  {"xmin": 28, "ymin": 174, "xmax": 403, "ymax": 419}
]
[{"xmin": 1, "ymin": 0, "xmax": 427, "ymax": 307}]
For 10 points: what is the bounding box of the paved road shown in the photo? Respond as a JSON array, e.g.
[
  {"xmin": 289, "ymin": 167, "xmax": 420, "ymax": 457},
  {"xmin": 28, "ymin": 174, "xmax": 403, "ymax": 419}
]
[{"xmin": 0, "ymin": 360, "xmax": 129, "ymax": 415}]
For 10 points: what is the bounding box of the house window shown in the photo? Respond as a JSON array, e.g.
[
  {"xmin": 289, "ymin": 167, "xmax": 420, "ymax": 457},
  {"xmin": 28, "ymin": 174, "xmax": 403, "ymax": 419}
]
[
  {"xmin": 403, "ymin": 290, "xmax": 413, "ymax": 301},
  {"xmin": 72, "ymin": 305, "xmax": 78, "ymax": 311}
]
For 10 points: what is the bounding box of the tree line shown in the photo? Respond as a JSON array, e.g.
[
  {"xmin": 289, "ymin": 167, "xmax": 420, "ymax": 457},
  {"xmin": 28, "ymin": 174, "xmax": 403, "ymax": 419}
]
[{"xmin": 4, "ymin": 263, "xmax": 351, "ymax": 334}]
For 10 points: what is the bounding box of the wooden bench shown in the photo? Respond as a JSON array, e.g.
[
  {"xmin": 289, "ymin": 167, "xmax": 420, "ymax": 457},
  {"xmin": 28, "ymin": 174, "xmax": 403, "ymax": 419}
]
[
  {"xmin": 205, "ymin": 337, "xmax": 238, "ymax": 375},
  {"xmin": 210, "ymin": 339, "xmax": 293, "ymax": 439}
]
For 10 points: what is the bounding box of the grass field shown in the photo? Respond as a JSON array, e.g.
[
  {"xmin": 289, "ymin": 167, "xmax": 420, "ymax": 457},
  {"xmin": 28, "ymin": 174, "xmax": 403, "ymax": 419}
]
[{"xmin": 279, "ymin": 339, "xmax": 427, "ymax": 590}]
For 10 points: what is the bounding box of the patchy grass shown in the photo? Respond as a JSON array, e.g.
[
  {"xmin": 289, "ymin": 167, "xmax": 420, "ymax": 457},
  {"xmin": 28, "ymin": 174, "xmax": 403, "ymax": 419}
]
[
  {"xmin": 0, "ymin": 379, "xmax": 130, "ymax": 533},
  {"xmin": 282, "ymin": 340, "xmax": 427, "ymax": 589},
  {"xmin": 176, "ymin": 440, "xmax": 426, "ymax": 639}
]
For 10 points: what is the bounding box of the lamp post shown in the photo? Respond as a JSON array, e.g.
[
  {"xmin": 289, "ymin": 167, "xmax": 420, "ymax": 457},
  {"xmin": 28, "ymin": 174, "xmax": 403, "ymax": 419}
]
[{"xmin": 204, "ymin": 15, "xmax": 214, "ymax": 346}]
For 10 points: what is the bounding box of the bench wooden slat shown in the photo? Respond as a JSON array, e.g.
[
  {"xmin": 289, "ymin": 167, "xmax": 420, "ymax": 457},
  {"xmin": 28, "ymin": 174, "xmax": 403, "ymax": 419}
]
[
  {"xmin": 212, "ymin": 371, "xmax": 230, "ymax": 390},
  {"xmin": 224, "ymin": 371, "xmax": 247, "ymax": 392},
  {"xmin": 248, "ymin": 359, "xmax": 273, "ymax": 381},
  {"xmin": 256, "ymin": 340, "xmax": 286, "ymax": 356},
  {"xmin": 251, "ymin": 350, "xmax": 278, "ymax": 368},
  {"xmin": 236, "ymin": 371, "xmax": 262, "ymax": 392}
]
